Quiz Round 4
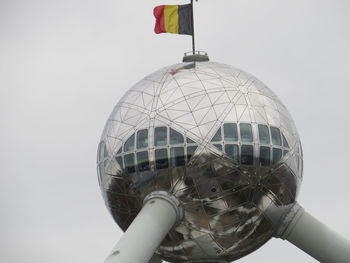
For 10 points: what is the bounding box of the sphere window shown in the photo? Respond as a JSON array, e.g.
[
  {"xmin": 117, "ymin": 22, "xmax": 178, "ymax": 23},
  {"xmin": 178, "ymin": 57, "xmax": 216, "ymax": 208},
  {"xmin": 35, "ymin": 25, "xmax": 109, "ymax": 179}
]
[
  {"xmin": 271, "ymin": 127, "xmax": 282, "ymax": 146},
  {"xmin": 136, "ymin": 129, "xmax": 148, "ymax": 149},
  {"xmin": 115, "ymin": 156, "xmax": 123, "ymax": 169},
  {"xmin": 117, "ymin": 147, "xmax": 122, "ymax": 154},
  {"xmin": 213, "ymin": 144, "xmax": 222, "ymax": 151},
  {"xmin": 211, "ymin": 128, "xmax": 222, "ymax": 142},
  {"xmin": 170, "ymin": 128, "xmax": 184, "ymax": 145},
  {"xmin": 297, "ymin": 142, "xmax": 303, "ymax": 174},
  {"xmin": 154, "ymin": 127, "xmax": 167, "ymax": 147},
  {"xmin": 258, "ymin": 125, "xmax": 270, "ymax": 144},
  {"xmin": 282, "ymin": 134, "xmax": 289, "ymax": 148},
  {"xmin": 137, "ymin": 151, "xmax": 150, "ymax": 172},
  {"xmin": 155, "ymin": 149, "xmax": 168, "ymax": 169},
  {"xmin": 272, "ymin": 148, "xmax": 282, "ymax": 164},
  {"xmin": 259, "ymin": 146, "xmax": 271, "ymax": 167},
  {"xmin": 170, "ymin": 147, "xmax": 185, "ymax": 167},
  {"xmin": 124, "ymin": 153, "xmax": 135, "ymax": 173},
  {"xmin": 186, "ymin": 137, "xmax": 196, "ymax": 144},
  {"xmin": 225, "ymin": 144, "xmax": 239, "ymax": 163},
  {"xmin": 241, "ymin": 145, "xmax": 254, "ymax": 165},
  {"xmin": 98, "ymin": 141, "xmax": 108, "ymax": 162},
  {"xmin": 97, "ymin": 141, "xmax": 107, "ymax": 184},
  {"xmin": 187, "ymin": 146, "xmax": 197, "ymax": 161},
  {"xmin": 124, "ymin": 134, "xmax": 135, "ymax": 152},
  {"xmin": 223, "ymin": 123, "xmax": 238, "ymax": 142},
  {"xmin": 240, "ymin": 124, "xmax": 253, "ymax": 143}
]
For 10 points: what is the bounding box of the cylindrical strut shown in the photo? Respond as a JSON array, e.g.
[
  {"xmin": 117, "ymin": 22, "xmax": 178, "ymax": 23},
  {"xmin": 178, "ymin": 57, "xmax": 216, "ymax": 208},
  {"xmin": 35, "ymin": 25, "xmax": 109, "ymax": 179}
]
[
  {"xmin": 264, "ymin": 202, "xmax": 350, "ymax": 263},
  {"xmin": 285, "ymin": 209, "xmax": 350, "ymax": 263},
  {"xmin": 104, "ymin": 191, "xmax": 183, "ymax": 263}
]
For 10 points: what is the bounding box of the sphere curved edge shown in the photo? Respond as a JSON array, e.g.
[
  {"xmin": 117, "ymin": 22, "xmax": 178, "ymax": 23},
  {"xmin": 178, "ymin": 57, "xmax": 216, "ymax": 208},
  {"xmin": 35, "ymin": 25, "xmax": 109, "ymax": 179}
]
[{"xmin": 97, "ymin": 61, "xmax": 303, "ymax": 262}]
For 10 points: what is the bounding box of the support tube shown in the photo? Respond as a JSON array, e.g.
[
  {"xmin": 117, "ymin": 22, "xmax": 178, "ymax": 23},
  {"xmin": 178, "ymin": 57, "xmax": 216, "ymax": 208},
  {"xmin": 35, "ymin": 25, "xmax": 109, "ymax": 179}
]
[
  {"xmin": 285, "ymin": 209, "xmax": 350, "ymax": 263},
  {"xmin": 104, "ymin": 191, "xmax": 182, "ymax": 263}
]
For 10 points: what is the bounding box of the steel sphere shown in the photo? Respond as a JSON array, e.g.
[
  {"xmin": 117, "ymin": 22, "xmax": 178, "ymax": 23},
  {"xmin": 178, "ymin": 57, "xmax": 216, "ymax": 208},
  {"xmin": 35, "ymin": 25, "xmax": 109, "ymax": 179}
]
[{"xmin": 97, "ymin": 61, "xmax": 303, "ymax": 262}]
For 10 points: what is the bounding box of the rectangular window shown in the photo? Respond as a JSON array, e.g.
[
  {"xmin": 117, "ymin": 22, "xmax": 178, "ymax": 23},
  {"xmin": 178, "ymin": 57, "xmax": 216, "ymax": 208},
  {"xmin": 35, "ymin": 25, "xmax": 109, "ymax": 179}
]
[
  {"xmin": 225, "ymin": 144, "xmax": 239, "ymax": 163},
  {"xmin": 211, "ymin": 128, "xmax": 222, "ymax": 142},
  {"xmin": 137, "ymin": 151, "xmax": 149, "ymax": 172},
  {"xmin": 115, "ymin": 156, "xmax": 123, "ymax": 168},
  {"xmin": 272, "ymin": 148, "xmax": 282, "ymax": 164},
  {"xmin": 170, "ymin": 128, "xmax": 184, "ymax": 145},
  {"xmin": 186, "ymin": 137, "xmax": 195, "ymax": 144},
  {"xmin": 170, "ymin": 147, "xmax": 185, "ymax": 167},
  {"xmin": 117, "ymin": 147, "xmax": 122, "ymax": 154},
  {"xmin": 282, "ymin": 134, "xmax": 289, "ymax": 148},
  {"xmin": 240, "ymin": 123, "xmax": 253, "ymax": 143},
  {"xmin": 155, "ymin": 149, "xmax": 168, "ymax": 169},
  {"xmin": 155, "ymin": 127, "xmax": 167, "ymax": 146},
  {"xmin": 259, "ymin": 146, "xmax": 271, "ymax": 166},
  {"xmin": 258, "ymin": 125, "xmax": 270, "ymax": 144},
  {"xmin": 187, "ymin": 146, "xmax": 197, "ymax": 161},
  {"xmin": 271, "ymin": 127, "xmax": 282, "ymax": 146},
  {"xmin": 213, "ymin": 144, "xmax": 222, "ymax": 151},
  {"xmin": 124, "ymin": 153, "xmax": 135, "ymax": 173},
  {"xmin": 137, "ymin": 129, "xmax": 148, "ymax": 149},
  {"xmin": 223, "ymin": 123, "xmax": 238, "ymax": 142},
  {"xmin": 98, "ymin": 141, "xmax": 109, "ymax": 163},
  {"xmin": 124, "ymin": 134, "xmax": 135, "ymax": 152},
  {"xmin": 241, "ymin": 145, "xmax": 254, "ymax": 165}
]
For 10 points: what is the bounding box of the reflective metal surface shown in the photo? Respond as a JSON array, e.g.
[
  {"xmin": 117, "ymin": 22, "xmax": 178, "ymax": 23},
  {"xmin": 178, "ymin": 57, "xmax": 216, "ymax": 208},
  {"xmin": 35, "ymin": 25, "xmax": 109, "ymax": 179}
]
[{"xmin": 97, "ymin": 62, "xmax": 303, "ymax": 262}]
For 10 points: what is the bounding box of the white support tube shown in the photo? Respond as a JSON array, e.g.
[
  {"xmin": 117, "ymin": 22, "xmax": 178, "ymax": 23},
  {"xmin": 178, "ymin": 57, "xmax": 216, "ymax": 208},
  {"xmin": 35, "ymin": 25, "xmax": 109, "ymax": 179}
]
[
  {"xmin": 104, "ymin": 191, "xmax": 182, "ymax": 263},
  {"xmin": 284, "ymin": 209, "xmax": 350, "ymax": 263}
]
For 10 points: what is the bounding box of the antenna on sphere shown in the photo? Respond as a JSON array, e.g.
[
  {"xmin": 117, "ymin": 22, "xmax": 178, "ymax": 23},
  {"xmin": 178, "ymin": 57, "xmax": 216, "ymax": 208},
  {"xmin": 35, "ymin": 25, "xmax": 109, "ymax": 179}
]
[
  {"xmin": 184, "ymin": 0, "xmax": 209, "ymax": 62},
  {"xmin": 190, "ymin": 0, "xmax": 196, "ymax": 55}
]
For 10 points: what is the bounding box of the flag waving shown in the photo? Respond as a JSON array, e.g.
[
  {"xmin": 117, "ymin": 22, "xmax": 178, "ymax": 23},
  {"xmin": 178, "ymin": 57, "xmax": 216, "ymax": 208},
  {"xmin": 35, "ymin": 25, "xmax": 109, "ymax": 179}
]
[{"xmin": 153, "ymin": 4, "xmax": 193, "ymax": 35}]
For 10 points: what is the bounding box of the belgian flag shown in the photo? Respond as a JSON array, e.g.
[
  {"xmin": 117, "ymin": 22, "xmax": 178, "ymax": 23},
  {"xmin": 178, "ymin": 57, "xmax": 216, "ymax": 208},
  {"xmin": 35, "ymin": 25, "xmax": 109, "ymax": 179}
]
[{"xmin": 154, "ymin": 4, "xmax": 193, "ymax": 35}]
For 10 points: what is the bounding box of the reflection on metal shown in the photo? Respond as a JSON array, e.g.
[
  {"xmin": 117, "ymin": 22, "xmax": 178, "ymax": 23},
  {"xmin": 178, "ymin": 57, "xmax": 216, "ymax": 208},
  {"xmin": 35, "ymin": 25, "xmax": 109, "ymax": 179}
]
[
  {"xmin": 97, "ymin": 62, "xmax": 303, "ymax": 262},
  {"xmin": 147, "ymin": 254, "xmax": 162, "ymax": 263}
]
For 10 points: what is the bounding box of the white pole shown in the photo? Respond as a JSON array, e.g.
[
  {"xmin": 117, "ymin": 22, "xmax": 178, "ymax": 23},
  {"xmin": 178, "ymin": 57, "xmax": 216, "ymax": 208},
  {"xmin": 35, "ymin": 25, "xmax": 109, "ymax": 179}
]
[
  {"xmin": 104, "ymin": 191, "xmax": 183, "ymax": 263},
  {"xmin": 263, "ymin": 202, "xmax": 350, "ymax": 263},
  {"xmin": 284, "ymin": 209, "xmax": 350, "ymax": 263}
]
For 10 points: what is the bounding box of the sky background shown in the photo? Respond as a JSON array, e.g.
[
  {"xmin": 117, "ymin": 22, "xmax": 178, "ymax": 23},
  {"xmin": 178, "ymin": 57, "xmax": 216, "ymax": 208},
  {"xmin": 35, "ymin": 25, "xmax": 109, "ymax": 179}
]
[{"xmin": 1, "ymin": 0, "xmax": 350, "ymax": 262}]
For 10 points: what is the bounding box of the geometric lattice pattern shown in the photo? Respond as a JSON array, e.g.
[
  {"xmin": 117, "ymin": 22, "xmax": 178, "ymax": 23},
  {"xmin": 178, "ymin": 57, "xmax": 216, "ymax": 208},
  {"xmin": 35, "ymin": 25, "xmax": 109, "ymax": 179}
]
[{"xmin": 97, "ymin": 62, "xmax": 303, "ymax": 262}]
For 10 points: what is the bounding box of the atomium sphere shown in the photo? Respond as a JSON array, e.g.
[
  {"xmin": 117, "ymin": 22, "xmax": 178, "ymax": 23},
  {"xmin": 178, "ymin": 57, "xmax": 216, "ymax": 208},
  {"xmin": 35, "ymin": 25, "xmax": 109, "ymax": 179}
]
[{"xmin": 97, "ymin": 61, "xmax": 303, "ymax": 262}]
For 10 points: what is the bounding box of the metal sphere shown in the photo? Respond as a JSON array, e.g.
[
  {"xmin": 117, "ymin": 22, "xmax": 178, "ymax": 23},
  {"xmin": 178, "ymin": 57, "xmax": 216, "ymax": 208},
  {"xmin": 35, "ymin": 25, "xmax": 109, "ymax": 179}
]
[{"xmin": 97, "ymin": 61, "xmax": 303, "ymax": 262}]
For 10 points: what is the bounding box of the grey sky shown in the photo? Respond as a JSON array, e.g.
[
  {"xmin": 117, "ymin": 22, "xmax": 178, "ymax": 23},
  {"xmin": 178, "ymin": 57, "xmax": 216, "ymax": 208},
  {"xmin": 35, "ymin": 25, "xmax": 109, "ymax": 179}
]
[{"xmin": 1, "ymin": 0, "xmax": 350, "ymax": 262}]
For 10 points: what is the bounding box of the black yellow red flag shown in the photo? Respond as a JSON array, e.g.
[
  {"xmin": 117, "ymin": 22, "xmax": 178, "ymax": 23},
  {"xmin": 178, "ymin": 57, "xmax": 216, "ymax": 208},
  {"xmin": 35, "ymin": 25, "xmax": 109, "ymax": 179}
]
[{"xmin": 153, "ymin": 4, "xmax": 193, "ymax": 35}]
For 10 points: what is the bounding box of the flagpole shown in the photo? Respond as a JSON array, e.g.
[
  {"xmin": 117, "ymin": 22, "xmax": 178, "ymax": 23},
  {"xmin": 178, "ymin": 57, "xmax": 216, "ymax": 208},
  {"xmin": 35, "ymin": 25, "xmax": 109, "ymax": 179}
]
[{"xmin": 191, "ymin": 0, "xmax": 195, "ymax": 55}]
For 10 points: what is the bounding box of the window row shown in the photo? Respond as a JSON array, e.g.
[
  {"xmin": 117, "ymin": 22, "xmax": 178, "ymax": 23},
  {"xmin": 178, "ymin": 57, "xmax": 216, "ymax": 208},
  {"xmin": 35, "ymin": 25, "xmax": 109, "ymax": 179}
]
[
  {"xmin": 223, "ymin": 144, "xmax": 288, "ymax": 166},
  {"xmin": 122, "ymin": 127, "xmax": 196, "ymax": 154},
  {"xmin": 120, "ymin": 124, "xmax": 289, "ymax": 155},
  {"xmin": 211, "ymin": 123, "xmax": 289, "ymax": 147},
  {"xmin": 115, "ymin": 146, "xmax": 198, "ymax": 173},
  {"xmin": 116, "ymin": 143, "xmax": 289, "ymax": 174}
]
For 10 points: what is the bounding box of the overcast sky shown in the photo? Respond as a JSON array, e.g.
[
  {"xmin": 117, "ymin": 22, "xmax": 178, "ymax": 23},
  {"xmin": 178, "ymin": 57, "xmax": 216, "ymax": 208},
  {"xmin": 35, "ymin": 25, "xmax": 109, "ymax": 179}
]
[{"xmin": 1, "ymin": 0, "xmax": 350, "ymax": 262}]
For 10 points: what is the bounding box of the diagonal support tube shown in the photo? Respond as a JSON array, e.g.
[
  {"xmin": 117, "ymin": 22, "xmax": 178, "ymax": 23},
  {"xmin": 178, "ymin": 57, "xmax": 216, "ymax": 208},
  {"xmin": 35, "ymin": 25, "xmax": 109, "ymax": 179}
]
[
  {"xmin": 264, "ymin": 201, "xmax": 350, "ymax": 263},
  {"xmin": 104, "ymin": 191, "xmax": 183, "ymax": 263},
  {"xmin": 284, "ymin": 209, "xmax": 350, "ymax": 263}
]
